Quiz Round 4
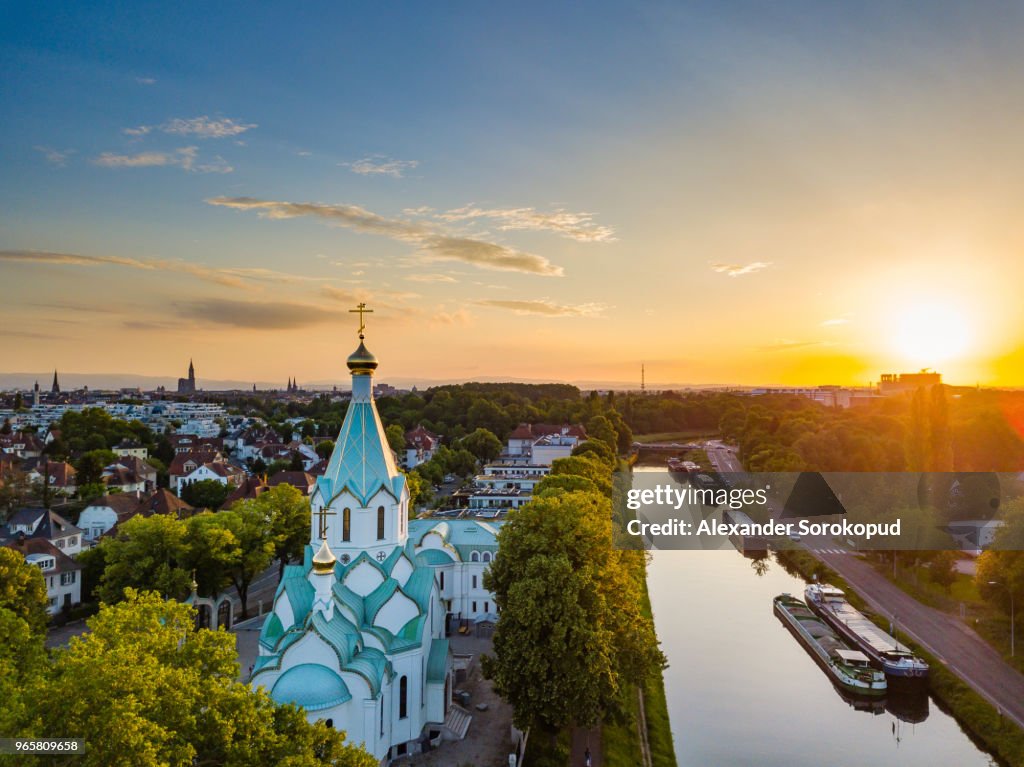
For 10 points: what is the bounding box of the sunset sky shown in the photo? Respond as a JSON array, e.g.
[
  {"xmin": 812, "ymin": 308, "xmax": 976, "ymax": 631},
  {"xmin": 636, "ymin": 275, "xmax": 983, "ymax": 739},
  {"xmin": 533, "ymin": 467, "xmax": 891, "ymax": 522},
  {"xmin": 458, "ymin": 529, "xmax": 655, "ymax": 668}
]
[{"xmin": 4, "ymin": 3, "xmax": 1024, "ymax": 388}]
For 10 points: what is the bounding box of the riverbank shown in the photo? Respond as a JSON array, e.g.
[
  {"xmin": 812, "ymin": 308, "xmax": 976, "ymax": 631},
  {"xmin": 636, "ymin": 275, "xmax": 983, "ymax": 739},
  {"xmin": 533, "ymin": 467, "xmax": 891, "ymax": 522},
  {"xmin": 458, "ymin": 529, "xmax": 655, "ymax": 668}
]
[
  {"xmin": 776, "ymin": 550, "xmax": 1024, "ymax": 767},
  {"xmin": 601, "ymin": 560, "xmax": 677, "ymax": 767}
]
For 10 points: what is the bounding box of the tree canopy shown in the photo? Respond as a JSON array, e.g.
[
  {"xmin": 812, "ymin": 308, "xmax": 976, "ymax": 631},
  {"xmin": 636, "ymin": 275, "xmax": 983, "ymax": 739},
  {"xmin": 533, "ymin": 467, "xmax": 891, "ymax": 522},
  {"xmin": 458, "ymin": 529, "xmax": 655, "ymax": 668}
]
[{"xmin": 8, "ymin": 590, "xmax": 376, "ymax": 767}]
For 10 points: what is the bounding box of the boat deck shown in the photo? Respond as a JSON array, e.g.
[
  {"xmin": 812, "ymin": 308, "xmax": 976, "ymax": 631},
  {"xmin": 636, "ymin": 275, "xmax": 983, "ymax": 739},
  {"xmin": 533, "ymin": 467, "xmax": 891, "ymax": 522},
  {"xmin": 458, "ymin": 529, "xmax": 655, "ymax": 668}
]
[{"xmin": 819, "ymin": 600, "xmax": 910, "ymax": 655}]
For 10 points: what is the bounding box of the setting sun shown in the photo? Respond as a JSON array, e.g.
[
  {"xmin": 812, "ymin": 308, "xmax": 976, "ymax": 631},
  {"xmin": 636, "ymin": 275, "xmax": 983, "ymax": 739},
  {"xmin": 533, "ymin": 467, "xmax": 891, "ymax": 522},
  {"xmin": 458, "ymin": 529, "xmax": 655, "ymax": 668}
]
[{"xmin": 893, "ymin": 301, "xmax": 971, "ymax": 365}]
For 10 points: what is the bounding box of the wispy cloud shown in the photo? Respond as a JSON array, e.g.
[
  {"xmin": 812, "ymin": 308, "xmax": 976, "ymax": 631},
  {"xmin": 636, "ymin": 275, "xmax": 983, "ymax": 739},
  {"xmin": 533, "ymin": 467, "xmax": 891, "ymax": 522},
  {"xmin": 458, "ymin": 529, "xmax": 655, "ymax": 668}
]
[
  {"xmin": 135, "ymin": 77, "xmax": 156, "ymax": 85},
  {"xmin": 821, "ymin": 317, "xmax": 850, "ymax": 327},
  {"xmin": 757, "ymin": 339, "xmax": 826, "ymax": 351},
  {"xmin": 436, "ymin": 205, "xmax": 615, "ymax": 243},
  {"xmin": 406, "ymin": 273, "xmax": 457, "ymax": 283},
  {"xmin": 0, "ymin": 249, "xmax": 301, "ymax": 289},
  {"xmin": 206, "ymin": 197, "xmax": 564, "ymax": 276},
  {"xmin": 34, "ymin": 146, "xmax": 74, "ymax": 167},
  {"xmin": 473, "ymin": 299, "xmax": 606, "ymax": 317},
  {"xmin": 173, "ymin": 299, "xmax": 342, "ymax": 330},
  {"xmin": 344, "ymin": 156, "xmax": 419, "ymax": 178},
  {"xmin": 123, "ymin": 116, "xmax": 256, "ymax": 140},
  {"xmin": 94, "ymin": 146, "xmax": 232, "ymax": 173},
  {"xmin": 709, "ymin": 261, "xmax": 772, "ymax": 277}
]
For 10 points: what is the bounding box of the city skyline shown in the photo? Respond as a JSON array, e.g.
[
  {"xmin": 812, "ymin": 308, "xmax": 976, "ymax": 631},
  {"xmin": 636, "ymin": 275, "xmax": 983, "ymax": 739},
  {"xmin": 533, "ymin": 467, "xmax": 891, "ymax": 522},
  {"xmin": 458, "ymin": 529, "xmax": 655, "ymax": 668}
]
[{"xmin": 4, "ymin": 3, "xmax": 1024, "ymax": 386}]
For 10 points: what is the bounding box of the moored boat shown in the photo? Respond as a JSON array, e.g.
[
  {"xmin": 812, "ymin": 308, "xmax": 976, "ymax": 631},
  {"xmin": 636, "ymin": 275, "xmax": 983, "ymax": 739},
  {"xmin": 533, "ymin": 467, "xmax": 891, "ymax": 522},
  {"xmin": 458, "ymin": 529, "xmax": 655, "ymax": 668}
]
[
  {"xmin": 774, "ymin": 593, "xmax": 887, "ymax": 697},
  {"xmin": 805, "ymin": 583, "xmax": 929, "ymax": 681}
]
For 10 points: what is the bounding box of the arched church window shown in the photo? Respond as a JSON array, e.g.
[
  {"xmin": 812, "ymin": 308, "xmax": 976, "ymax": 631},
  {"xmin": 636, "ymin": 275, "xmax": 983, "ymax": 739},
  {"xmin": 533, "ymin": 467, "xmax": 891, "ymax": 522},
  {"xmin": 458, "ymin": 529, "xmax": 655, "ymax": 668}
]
[
  {"xmin": 399, "ymin": 675, "xmax": 408, "ymax": 719},
  {"xmin": 377, "ymin": 506, "xmax": 385, "ymax": 540},
  {"xmin": 342, "ymin": 508, "xmax": 351, "ymax": 542},
  {"xmin": 470, "ymin": 551, "xmax": 479, "ymax": 562},
  {"xmin": 482, "ymin": 552, "xmax": 492, "ymax": 563}
]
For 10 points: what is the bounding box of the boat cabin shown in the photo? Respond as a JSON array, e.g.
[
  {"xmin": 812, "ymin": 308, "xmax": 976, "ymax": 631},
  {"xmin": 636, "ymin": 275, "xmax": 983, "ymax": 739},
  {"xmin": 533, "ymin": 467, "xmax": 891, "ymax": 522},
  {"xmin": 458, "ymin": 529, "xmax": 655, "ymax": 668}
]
[{"xmin": 832, "ymin": 648, "xmax": 872, "ymax": 668}]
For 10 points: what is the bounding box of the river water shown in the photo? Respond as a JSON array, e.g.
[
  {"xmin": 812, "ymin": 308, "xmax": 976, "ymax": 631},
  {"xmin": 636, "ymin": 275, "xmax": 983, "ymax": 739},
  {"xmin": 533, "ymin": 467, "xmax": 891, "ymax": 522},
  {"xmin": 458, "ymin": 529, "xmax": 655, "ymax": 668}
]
[{"xmin": 648, "ymin": 548, "xmax": 1000, "ymax": 766}]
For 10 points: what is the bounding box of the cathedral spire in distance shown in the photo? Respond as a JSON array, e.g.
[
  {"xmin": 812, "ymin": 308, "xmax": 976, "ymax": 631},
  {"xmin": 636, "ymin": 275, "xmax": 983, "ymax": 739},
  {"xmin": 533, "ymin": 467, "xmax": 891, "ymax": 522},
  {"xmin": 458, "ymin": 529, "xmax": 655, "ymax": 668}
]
[{"xmin": 51, "ymin": 369, "xmax": 60, "ymax": 394}]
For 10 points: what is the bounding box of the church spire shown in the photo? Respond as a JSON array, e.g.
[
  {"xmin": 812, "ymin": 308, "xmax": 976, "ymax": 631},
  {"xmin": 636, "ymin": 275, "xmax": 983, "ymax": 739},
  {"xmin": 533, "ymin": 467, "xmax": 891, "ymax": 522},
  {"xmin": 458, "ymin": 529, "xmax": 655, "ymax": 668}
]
[
  {"xmin": 188, "ymin": 358, "xmax": 195, "ymax": 381},
  {"xmin": 314, "ymin": 302, "xmax": 406, "ymax": 547},
  {"xmin": 51, "ymin": 370, "xmax": 60, "ymax": 394}
]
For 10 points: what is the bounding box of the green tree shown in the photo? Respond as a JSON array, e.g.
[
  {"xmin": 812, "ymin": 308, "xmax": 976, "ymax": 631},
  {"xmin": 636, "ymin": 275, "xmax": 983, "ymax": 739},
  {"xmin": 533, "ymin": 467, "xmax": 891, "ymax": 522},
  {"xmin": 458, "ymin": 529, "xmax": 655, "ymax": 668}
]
[
  {"xmin": 97, "ymin": 515, "xmax": 191, "ymax": 604},
  {"xmin": 976, "ymin": 502, "xmax": 1024, "ymax": 634},
  {"xmin": 259, "ymin": 484, "xmax": 310, "ymax": 579},
  {"xmin": 571, "ymin": 439, "xmax": 616, "ymax": 469},
  {"xmin": 405, "ymin": 470, "xmax": 432, "ymax": 508},
  {"xmin": 75, "ymin": 449, "xmax": 117, "ymax": 487},
  {"xmin": 266, "ymin": 459, "xmax": 291, "ymax": 477},
  {"xmin": 459, "ymin": 428, "xmax": 503, "ymax": 463},
  {"xmin": 385, "ymin": 424, "xmax": 406, "ymax": 455},
  {"xmin": 586, "ymin": 415, "xmax": 618, "ymax": 455},
  {"xmin": 533, "ymin": 474, "xmax": 599, "ymax": 498},
  {"xmin": 483, "ymin": 490, "xmax": 664, "ymax": 731},
  {"xmin": 0, "ymin": 547, "xmax": 50, "ymax": 635},
  {"xmin": 32, "ymin": 591, "xmax": 375, "ymax": 767},
  {"xmin": 315, "ymin": 440, "xmax": 335, "ymax": 459},
  {"xmin": 183, "ymin": 512, "xmax": 241, "ymax": 597},
  {"xmin": 181, "ymin": 478, "xmax": 231, "ymax": 510},
  {"xmin": 929, "ymin": 550, "xmax": 959, "ymax": 591},
  {"xmin": 207, "ymin": 502, "xmax": 275, "ymax": 618},
  {"xmin": 0, "ymin": 605, "xmax": 46, "ymax": 740},
  {"xmin": 549, "ymin": 454, "xmax": 613, "ymax": 497}
]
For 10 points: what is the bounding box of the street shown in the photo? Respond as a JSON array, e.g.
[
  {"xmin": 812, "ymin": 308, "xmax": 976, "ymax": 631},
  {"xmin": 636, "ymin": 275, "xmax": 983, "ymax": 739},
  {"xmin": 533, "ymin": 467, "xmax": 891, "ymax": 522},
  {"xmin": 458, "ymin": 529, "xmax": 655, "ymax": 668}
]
[{"xmin": 813, "ymin": 543, "xmax": 1024, "ymax": 730}]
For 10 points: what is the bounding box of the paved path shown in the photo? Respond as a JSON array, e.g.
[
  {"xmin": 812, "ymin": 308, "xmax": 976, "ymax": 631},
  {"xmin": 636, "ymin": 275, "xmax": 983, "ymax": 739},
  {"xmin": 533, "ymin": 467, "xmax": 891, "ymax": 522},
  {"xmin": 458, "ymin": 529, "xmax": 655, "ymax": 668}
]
[
  {"xmin": 812, "ymin": 544, "xmax": 1024, "ymax": 730},
  {"xmin": 570, "ymin": 726, "xmax": 601, "ymax": 767}
]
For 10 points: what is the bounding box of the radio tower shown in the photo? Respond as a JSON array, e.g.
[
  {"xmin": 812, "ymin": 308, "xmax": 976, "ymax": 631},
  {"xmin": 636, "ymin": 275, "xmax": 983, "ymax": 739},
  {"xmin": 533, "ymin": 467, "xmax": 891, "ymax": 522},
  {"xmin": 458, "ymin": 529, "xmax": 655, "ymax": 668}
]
[{"xmin": 641, "ymin": 363, "xmax": 645, "ymax": 393}]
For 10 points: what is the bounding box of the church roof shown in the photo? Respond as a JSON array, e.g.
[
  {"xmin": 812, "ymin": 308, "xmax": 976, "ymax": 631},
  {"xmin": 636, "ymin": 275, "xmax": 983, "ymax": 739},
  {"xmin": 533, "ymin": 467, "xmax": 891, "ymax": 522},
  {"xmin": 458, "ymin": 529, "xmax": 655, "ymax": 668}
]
[
  {"xmin": 407, "ymin": 518, "xmax": 504, "ymax": 560},
  {"xmin": 426, "ymin": 639, "xmax": 450, "ymax": 684},
  {"xmin": 271, "ymin": 664, "xmax": 352, "ymax": 711},
  {"xmin": 316, "ymin": 398, "xmax": 405, "ymax": 507}
]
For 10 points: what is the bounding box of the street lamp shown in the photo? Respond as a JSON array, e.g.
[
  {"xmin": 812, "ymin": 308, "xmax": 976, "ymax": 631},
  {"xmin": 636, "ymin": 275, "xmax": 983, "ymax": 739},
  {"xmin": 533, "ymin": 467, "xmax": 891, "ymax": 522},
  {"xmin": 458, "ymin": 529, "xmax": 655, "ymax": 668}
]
[{"xmin": 989, "ymin": 581, "xmax": 1016, "ymax": 658}]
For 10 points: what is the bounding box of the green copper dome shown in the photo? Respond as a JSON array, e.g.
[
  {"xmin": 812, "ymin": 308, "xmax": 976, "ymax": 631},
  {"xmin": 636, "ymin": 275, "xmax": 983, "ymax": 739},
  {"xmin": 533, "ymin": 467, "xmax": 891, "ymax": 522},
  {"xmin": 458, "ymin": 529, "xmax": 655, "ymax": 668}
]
[{"xmin": 346, "ymin": 340, "xmax": 378, "ymax": 374}]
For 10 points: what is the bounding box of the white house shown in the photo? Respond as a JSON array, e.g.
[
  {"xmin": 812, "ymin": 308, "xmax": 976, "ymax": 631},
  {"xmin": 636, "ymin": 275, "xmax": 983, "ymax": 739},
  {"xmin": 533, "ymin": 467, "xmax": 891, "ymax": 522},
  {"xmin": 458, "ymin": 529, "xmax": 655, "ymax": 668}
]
[
  {"xmin": 177, "ymin": 461, "xmax": 244, "ymax": 494},
  {"xmin": 6, "ymin": 538, "xmax": 82, "ymax": 614}
]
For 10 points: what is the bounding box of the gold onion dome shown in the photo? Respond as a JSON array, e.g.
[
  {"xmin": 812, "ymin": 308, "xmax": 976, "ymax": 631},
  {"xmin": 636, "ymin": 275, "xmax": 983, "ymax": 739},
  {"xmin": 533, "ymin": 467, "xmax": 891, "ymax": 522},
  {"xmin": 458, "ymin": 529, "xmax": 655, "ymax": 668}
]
[
  {"xmin": 346, "ymin": 339, "xmax": 378, "ymax": 374},
  {"xmin": 312, "ymin": 539, "xmax": 337, "ymax": 573}
]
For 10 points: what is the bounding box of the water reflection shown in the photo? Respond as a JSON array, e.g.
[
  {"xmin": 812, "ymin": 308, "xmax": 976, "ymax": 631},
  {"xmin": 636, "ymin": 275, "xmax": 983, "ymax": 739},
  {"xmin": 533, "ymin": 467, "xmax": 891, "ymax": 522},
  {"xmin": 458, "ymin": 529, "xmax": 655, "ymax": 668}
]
[{"xmin": 647, "ymin": 549, "xmax": 998, "ymax": 767}]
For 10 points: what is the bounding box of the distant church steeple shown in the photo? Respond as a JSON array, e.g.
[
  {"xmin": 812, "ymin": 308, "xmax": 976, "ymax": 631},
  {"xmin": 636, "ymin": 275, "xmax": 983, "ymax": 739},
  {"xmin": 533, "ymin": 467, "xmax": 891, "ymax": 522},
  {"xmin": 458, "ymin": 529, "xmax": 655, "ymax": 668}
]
[
  {"xmin": 51, "ymin": 370, "xmax": 60, "ymax": 394},
  {"xmin": 177, "ymin": 359, "xmax": 197, "ymax": 394}
]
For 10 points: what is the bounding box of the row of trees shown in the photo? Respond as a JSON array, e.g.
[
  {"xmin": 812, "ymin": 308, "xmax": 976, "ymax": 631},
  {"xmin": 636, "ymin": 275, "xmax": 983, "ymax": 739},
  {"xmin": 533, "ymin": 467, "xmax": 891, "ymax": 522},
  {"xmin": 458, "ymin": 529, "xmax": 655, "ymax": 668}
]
[
  {"xmin": 79, "ymin": 485, "xmax": 308, "ymax": 617},
  {"xmin": 0, "ymin": 548, "xmax": 374, "ymax": 767},
  {"xmin": 482, "ymin": 417, "xmax": 666, "ymax": 738},
  {"xmin": 719, "ymin": 387, "xmax": 1024, "ymax": 473}
]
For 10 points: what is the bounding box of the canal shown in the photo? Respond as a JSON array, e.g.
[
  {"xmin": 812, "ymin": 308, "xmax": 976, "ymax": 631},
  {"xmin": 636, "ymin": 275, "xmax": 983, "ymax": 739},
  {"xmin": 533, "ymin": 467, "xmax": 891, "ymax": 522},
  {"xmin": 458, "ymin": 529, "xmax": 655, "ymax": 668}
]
[{"xmin": 648, "ymin": 549, "xmax": 1000, "ymax": 766}]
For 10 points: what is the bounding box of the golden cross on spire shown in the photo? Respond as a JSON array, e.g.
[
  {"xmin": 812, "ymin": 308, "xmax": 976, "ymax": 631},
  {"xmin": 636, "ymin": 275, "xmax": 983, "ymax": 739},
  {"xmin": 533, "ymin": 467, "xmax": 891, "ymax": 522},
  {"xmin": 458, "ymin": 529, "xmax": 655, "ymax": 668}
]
[{"xmin": 349, "ymin": 302, "xmax": 373, "ymax": 339}]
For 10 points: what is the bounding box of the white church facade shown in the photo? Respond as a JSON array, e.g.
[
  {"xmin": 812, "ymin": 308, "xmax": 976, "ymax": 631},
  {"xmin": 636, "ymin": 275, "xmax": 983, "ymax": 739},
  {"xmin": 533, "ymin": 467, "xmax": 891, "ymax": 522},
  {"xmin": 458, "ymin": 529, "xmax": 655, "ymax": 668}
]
[{"xmin": 251, "ymin": 313, "xmax": 503, "ymax": 764}]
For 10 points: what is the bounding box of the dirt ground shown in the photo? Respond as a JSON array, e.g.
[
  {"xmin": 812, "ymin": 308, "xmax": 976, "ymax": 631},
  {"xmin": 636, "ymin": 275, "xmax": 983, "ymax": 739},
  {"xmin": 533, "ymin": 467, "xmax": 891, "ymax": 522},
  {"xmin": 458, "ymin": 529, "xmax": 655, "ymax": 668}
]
[{"xmin": 405, "ymin": 633, "xmax": 516, "ymax": 767}]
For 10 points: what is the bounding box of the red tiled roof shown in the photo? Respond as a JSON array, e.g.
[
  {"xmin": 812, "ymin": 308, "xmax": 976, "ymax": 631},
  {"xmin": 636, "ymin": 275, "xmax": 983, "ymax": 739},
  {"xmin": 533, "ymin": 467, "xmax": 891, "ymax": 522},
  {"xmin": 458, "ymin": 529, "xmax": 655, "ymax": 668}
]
[
  {"xmin": 168, "ymin": 450, "xmax": 221, "ymax": 476},
  {"xmin": 223, "ymin": 475, "xmax": 269, "ymax": 507},
  {"xmin": 267, "ymin": 471, "xmax": 316, "ymax": 494},
  {"xmin": 508, "ymin": 423, "xmax": 587, "ymax": 440}
]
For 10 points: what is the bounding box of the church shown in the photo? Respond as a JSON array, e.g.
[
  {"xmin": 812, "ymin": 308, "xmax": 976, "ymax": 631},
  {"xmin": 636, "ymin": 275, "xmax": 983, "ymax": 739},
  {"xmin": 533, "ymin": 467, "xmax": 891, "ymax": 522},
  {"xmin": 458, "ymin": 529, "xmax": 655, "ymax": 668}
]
[{"xmin": 251, "ymin": 307, "xmax": 503, "ymax": 763}]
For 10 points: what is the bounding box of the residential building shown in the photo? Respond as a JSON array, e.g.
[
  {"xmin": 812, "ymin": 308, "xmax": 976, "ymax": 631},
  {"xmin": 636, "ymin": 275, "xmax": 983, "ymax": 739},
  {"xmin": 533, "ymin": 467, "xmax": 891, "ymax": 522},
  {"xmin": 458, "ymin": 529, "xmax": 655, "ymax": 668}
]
[
  {"xmin": 403, "ymin": 425, "xmax": 441, "ymax": 469},
  {"xmin": 5, "ymin": 537, "xmax": 81, "ymax": 615}
]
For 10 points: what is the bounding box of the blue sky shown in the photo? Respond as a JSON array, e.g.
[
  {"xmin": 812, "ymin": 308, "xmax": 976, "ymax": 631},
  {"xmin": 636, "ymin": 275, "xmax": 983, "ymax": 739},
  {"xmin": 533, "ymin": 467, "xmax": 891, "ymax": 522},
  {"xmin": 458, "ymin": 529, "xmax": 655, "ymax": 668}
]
[{"xmin": 4, "ymin": 3, "xmax": 1024, "ymax": 387}]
